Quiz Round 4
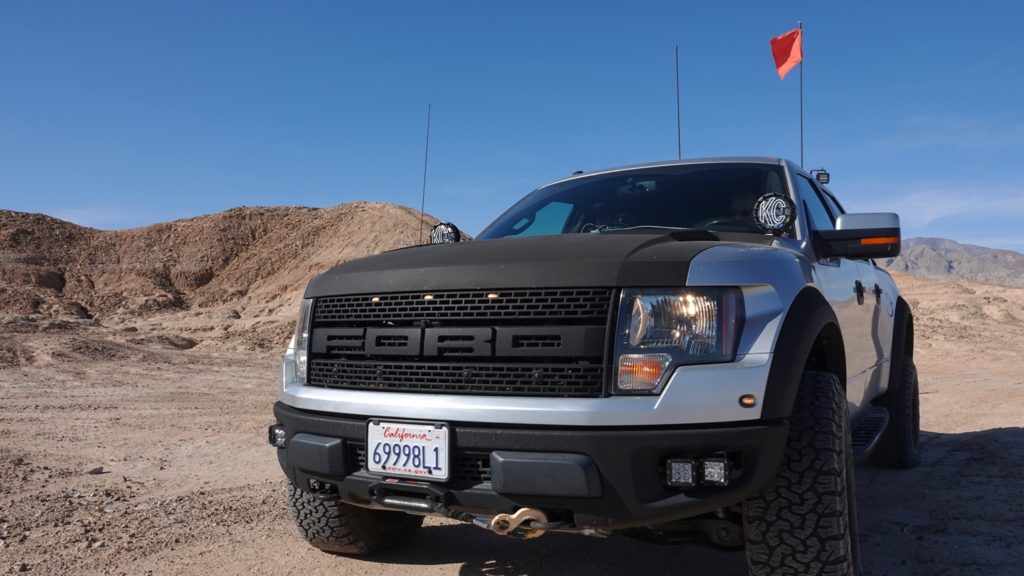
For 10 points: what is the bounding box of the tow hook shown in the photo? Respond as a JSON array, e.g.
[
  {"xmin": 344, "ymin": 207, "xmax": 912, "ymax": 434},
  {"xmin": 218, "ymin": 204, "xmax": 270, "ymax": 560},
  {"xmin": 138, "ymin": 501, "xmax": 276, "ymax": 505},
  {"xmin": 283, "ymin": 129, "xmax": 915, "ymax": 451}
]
[{"xmin": 488, "ymin": 508, "xmax": 550, "ymax": 539}]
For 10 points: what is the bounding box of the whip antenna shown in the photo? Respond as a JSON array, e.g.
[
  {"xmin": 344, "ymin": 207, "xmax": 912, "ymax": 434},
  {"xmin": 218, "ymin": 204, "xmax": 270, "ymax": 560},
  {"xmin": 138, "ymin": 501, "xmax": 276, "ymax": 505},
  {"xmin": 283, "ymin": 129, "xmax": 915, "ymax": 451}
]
[
  {"xmin": 675, "ymin": 44, "xmax": 682, "ymax": 159},
  {"xmin": 418, "ymin": 103, "xmax": 432, "ymax": 244}
]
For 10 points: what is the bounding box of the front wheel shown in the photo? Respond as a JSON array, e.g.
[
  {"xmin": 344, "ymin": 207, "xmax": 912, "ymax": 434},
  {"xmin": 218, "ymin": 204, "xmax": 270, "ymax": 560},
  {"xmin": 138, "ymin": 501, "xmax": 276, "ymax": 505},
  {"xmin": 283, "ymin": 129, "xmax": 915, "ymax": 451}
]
[
  {"xmin": 743, "ymin": 371, "xmax": 861, "ymax": 576},
  {"xmin": 287, "ymin": 482, "xmax": 423, "ymax": 555}
]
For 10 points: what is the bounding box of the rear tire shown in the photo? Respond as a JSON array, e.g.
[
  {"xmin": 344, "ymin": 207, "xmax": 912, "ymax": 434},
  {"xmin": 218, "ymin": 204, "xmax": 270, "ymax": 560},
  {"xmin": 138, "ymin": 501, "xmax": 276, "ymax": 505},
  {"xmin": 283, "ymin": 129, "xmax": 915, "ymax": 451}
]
[
  {"xmin": 743, "ymin": 371, "xmax": 860, "ymax": 576},
  {"xmin": 287, "ymin": 482, "xmax": 423, "ymax": 555},
  {"xmin": 871, "ymin": 357, "xmax": 921, "ymax": 468}
]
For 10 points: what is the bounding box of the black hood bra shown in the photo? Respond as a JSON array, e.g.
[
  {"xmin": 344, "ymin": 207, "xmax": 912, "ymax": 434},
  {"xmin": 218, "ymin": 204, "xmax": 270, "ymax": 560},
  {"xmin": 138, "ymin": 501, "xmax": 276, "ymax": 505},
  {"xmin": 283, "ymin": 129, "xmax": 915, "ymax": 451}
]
[{"xmin": 304, "ymin": 231, "xmax": 772, "ymax": 298}]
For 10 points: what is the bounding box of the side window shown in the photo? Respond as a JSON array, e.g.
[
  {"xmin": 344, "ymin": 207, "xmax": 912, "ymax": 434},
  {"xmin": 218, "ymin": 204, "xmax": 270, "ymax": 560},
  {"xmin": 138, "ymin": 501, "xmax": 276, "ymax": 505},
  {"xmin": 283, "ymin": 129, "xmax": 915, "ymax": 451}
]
[{"xmin": 795, "ymin": 176, "xmax": 834, "ymax": 231}]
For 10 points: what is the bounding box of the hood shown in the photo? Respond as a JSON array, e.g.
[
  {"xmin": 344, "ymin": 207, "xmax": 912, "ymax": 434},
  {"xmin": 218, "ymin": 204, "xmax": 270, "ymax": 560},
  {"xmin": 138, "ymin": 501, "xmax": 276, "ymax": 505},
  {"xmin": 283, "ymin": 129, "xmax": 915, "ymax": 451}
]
[{"xmin": 304, "ymin": 231, "xmax": 772, "ymax": 297}]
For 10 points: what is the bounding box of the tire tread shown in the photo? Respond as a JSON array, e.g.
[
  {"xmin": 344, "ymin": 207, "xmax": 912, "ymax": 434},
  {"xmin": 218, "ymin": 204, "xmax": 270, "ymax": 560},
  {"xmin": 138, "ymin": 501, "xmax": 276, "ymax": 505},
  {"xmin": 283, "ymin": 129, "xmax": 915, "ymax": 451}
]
[
  {"xmin": 743, "ymin": 371, "xmax": 857, "ymax": 576},
  {"xmin": 287, "ymin": 482, "xmax": 422, "ymax": 555},
  {"xmin": 871, "ymin": 358, "xmax": 921, "ymax": 469}
]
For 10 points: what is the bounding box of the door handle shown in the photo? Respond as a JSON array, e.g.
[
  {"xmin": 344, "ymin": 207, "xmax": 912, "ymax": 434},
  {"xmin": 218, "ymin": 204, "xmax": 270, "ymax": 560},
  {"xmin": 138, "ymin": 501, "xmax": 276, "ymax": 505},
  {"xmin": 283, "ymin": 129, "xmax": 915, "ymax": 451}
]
[
  {"xmin": 854, "ymin": 280, "xmax": 865, "ymax": 305},
  {"xmin": 873, "ymin": 284, "xmax": 883, "ymax": 304}
]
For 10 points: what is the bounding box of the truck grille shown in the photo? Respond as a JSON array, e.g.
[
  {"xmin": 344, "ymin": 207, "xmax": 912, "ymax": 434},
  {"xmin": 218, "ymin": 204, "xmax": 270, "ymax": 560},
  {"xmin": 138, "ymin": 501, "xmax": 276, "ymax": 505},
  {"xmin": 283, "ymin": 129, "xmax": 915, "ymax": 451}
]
[
  {"xmin": 314, "ymin": 288, "xmax": 611, "ymax": 324},
  {"xmin": 307, "ymin": 288, "xmax": 613, "ymax": 398},
  {"xmin": 309, "ymin": 360, "xmax": 604, "ymax": 397}
]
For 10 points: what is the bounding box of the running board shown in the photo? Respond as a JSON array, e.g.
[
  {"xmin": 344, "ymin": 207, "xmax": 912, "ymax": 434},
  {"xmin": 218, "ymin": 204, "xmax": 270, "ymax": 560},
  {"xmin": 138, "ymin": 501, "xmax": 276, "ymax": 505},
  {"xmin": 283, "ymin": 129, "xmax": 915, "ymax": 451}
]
[{"xmin": 851, "ymin": 405, "xmax": 890, "ymax": 463}]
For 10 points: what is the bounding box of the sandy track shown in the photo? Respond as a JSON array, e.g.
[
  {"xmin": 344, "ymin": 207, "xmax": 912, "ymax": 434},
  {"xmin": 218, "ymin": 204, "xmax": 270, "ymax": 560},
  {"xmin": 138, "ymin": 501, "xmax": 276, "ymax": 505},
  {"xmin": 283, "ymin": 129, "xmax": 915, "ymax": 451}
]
[{"xmin": 2, "ymin": 274, "xmax": 1023, "ymax": 575}]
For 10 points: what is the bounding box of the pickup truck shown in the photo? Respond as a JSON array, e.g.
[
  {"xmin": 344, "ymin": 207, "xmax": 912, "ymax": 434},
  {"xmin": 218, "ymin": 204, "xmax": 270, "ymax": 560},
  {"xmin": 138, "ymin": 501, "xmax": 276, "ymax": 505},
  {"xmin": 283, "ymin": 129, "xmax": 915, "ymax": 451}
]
[{"xmin": 269, "ymin": 157, "xmax": 919, "ymax": 576}]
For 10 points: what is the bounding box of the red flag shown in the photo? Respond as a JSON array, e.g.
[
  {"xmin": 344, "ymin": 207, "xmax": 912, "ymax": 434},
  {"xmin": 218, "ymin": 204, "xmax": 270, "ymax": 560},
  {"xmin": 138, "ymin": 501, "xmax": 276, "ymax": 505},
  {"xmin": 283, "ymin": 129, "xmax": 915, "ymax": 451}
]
[{"xmin": 770, "ymin": 27, "xmax": 803, "ymax": 80}]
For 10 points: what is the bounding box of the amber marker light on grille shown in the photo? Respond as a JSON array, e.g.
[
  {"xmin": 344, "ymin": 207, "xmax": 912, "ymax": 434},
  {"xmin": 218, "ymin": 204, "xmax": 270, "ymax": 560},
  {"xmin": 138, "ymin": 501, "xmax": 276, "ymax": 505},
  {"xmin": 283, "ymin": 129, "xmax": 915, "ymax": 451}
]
[
  {"xmin": 486, "ymin": 293, "xmax": 500, "ymax": 299},
  {"xmin": 739, "ymin": 394, "xmax": 757, "ymax": 408},
  {"xmin": 617, "ymin": 353, "xmax": 672, "ymax": 392},
  {"xmin": 861, "ymin": 236, "xmax": 899, "ymax": 245},
  {"xmin": 423, "ymin": 294, "xmax": 435, "ymax": 300},
  {"xmin": 370, "ymin": 296, "xmax": 381, "ymax": 302}
]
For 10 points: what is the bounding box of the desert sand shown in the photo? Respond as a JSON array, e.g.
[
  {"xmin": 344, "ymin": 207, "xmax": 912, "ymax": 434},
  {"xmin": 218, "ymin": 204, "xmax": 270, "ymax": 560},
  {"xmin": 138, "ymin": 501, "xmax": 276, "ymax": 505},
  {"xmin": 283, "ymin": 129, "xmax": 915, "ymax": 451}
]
[{"xmin": 2, "ymin": 205, "xmax": 1023, "ymax": 575}]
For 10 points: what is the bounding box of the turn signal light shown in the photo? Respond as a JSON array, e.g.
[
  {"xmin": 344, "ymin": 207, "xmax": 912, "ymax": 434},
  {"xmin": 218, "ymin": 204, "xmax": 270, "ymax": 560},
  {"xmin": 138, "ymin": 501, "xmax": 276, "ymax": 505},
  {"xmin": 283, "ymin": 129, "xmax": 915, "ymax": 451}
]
[
  {"xmin": 617, "ymin": 353, "xmax": 672, "ymax": 392},
  {"xmin": 861, "ymin": 236, "xmax": 899, "ymax": 246}
]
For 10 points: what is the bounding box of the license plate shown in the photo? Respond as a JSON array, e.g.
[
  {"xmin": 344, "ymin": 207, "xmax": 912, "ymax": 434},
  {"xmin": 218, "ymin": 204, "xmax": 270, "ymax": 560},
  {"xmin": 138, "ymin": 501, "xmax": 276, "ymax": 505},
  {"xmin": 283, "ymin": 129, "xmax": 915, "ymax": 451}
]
[{"xmin": 366, "ymin": 420, "xmax": 449, "ymax": 482}]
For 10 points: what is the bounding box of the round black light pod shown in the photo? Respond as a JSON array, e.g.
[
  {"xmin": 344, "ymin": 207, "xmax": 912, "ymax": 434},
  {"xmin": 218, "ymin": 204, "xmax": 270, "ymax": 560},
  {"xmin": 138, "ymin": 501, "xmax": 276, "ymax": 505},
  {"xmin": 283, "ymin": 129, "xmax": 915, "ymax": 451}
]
[
  {"xmin": 752, "ymin": 193, "xmax": 795, "ymax": 234},
  {"xmin": 429, "ymin": 222, "xmax": 462, "ymax": 244}
]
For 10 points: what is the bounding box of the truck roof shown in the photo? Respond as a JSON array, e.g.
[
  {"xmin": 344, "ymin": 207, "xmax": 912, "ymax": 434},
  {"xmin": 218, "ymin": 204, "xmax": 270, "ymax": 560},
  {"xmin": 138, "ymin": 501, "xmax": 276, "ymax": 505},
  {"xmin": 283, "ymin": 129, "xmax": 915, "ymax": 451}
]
[{"xmin": 544, "ymin": 157, "xmax": 790, "ymax": 188}]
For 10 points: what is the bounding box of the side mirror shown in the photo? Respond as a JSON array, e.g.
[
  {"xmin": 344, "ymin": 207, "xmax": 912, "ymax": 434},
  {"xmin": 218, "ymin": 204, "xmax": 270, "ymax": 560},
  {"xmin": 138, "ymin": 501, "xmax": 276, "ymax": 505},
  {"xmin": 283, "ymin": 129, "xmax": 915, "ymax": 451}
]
[{"xmin": 814, "ymin": 213, "xmax": 901, "ymax": 259}]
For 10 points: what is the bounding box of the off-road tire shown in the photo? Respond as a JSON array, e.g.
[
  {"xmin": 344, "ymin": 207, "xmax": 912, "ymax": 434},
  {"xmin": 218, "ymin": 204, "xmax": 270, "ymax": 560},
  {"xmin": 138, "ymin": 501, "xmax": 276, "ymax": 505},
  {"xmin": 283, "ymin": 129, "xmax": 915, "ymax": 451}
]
[
  {"xmin": 287, "ymin": 482, "xmax": 423, "ymax": 555},
  {"xmin": 743, "ymin": 371, "xmax": 860, "ymax": 576},
  {"xmin": 871, "ymin": 357, "xmax": 921, "ymax": 468}
]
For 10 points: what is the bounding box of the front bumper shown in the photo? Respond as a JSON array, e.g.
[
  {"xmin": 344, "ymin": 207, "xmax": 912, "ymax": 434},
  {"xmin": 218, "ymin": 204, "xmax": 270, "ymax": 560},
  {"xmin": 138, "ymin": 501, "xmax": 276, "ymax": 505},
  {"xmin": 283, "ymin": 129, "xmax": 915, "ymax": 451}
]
[{"xmin": 273, "ymin": 402, "xmax": 788, "ymax": 530}]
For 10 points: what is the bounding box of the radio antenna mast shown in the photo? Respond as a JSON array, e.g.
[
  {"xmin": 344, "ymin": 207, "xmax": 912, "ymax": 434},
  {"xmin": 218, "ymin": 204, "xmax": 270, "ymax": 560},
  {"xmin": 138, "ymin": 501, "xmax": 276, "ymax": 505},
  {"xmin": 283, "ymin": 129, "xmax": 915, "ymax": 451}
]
[
  {"xmin": 675, "ymin": 44, "xmax": 682, "ymax": 159},
  {"xmin": 418, "ymin": 103, "xmax": 432, "ymax": 245}
]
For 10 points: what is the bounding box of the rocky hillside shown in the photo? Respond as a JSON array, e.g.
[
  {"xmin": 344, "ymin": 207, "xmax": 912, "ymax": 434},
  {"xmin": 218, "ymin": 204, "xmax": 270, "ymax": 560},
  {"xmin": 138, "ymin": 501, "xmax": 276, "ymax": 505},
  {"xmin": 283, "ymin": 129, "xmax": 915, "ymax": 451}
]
[
  {"xmin": 0, "ymin": 203, "xmax": 439, "ymax": 349},
  {"xmin": 4, "ymin": 204, "xmax": 1021, "ymax": 351},
  {"xmin": 883, "ymin": 237, "xmax": 1024, "ymax": 287}
]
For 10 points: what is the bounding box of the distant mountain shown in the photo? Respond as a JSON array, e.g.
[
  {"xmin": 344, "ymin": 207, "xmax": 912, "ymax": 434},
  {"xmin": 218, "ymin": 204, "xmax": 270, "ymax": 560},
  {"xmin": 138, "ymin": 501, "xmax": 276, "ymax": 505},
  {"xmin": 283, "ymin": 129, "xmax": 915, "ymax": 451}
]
[{"xmin": 883, "ymin": 238, "xmax": 1024, "ymax": 287}]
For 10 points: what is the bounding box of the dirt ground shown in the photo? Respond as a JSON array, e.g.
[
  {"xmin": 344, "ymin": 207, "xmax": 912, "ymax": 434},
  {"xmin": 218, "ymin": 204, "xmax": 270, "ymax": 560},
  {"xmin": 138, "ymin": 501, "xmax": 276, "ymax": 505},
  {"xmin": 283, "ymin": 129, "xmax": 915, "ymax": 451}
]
[{"xmin": 2, "ymin": 273, "xmax": 1023, "ymax": 576}]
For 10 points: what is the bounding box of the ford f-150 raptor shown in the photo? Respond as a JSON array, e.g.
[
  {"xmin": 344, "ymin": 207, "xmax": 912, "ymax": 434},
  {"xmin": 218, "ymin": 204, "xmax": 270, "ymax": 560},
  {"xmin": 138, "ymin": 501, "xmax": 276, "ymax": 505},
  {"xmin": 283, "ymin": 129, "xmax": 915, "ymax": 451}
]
[{"xmin": 269, "ymin": 158, "xmax": 920, "ymax": 576}]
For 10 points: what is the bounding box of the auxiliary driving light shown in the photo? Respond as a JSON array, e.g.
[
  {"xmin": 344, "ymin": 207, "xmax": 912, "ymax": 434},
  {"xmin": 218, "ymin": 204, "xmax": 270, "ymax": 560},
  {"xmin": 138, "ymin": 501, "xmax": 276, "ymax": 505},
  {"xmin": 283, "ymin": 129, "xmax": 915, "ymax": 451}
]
[
  {"xmin": 666, "ymin": 457, "xmax": 733, "ymax": 489},
  {"xmin": 666, "ymin": 459, "xmax": 697, "ymax": 489},
  {"xmin": 268, "ymin": 424, "xmax": 287, "ymax": 448},
  {"xmin": 702, "ymin": 456, "xmax": 731, "ymax": 486}
]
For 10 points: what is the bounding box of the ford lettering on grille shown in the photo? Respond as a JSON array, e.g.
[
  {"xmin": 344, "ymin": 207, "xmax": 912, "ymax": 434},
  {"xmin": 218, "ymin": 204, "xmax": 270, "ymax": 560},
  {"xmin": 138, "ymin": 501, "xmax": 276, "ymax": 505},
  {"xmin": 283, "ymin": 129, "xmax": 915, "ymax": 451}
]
[{"xmin": 312, "ymin": 326, "xmax": 605, "ymax": 358}]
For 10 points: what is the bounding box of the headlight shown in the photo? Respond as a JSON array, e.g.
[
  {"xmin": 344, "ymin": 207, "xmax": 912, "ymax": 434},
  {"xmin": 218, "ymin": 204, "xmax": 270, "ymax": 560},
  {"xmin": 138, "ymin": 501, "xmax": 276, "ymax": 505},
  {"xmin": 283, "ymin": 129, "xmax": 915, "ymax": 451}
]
[
  {"xmin": 614, "ymin": 288, "xmax": 743, "ymax": 394},
  {"xmin": 293, "ymin": 298, "xmax": 313, "ymax": 383}
]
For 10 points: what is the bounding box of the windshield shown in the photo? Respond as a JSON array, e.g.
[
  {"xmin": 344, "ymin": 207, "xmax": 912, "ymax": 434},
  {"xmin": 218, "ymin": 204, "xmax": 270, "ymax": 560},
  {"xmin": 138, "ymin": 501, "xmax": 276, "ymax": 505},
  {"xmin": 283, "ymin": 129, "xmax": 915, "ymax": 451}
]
[{"xmin": 477, "ymin": 163, "xmax": 789, "ymax": 239}]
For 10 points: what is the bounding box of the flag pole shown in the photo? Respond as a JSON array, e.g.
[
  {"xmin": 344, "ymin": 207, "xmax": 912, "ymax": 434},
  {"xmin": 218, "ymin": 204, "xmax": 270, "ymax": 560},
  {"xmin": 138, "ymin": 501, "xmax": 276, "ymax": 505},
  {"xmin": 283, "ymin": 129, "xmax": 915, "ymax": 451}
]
[
  {"xmin": 675, "ymin": 44, "xmax": 682, "ymax": 159},
  {"xmin": 418, "ymin": 103, "xmax": 432, "ymax": 245},
  {"xmin": 798, "ymin": 21, "xmax": 804, "ymax": 168}
]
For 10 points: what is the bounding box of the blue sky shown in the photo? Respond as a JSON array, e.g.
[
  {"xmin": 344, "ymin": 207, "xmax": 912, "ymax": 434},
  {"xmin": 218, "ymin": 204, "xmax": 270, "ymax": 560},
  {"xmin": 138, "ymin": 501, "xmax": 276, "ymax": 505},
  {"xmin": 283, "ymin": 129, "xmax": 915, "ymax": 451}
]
[{"xmin": 1, "ymin": 1, "xmax": 1022, "ymax": 251}]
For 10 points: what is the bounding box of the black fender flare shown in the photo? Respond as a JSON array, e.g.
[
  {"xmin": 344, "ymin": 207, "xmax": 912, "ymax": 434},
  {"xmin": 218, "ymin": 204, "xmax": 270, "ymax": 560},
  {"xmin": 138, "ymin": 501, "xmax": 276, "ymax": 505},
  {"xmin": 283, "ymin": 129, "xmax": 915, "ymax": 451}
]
[
  {"xmin": 878, "ymin": 297, "xmax": 914, "ymax": 401},
  {"xmin": 761, "ymin": 287, "xmax": 847, "ymax": 420}
]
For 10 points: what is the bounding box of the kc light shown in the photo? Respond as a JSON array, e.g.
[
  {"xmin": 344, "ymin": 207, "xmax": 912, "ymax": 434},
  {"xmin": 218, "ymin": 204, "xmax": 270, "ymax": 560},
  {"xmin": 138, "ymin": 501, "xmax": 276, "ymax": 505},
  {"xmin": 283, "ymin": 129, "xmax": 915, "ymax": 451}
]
[
  {"xmin": 614, "ymin": 288, "xmax": 743, "ymax": 394},
  {"xmin": 293, "ymin": 298, "xmax": 313, "ymax": 383}
]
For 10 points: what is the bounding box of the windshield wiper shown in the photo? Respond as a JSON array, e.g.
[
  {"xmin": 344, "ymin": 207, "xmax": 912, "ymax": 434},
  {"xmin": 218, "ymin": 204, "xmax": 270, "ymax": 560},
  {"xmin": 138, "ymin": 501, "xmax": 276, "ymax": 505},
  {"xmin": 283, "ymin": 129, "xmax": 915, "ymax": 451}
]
[{"xmin": 584, "ymin": 225, "xmax": 696, "ymax": 234}]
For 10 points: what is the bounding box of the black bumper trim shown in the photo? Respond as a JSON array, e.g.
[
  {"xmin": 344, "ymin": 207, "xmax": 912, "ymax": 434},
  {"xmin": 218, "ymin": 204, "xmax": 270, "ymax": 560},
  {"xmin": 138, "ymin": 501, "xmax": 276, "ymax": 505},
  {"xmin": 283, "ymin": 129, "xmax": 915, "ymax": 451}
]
[
  {"xmin": 491, "ymin": 451, "xmax": 602, "ymax": 498},
  {"xmin": 273, "ymin": 402, "xmax": 788, "ymax": 530}
]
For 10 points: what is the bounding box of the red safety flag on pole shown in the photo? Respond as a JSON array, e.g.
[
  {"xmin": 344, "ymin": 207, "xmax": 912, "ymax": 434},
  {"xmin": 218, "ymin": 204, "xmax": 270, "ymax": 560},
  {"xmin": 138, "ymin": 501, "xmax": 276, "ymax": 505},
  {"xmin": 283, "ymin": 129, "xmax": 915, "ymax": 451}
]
[{"xmin": 770, "ymin": 27, "xmax": 803, "ymax": 80}]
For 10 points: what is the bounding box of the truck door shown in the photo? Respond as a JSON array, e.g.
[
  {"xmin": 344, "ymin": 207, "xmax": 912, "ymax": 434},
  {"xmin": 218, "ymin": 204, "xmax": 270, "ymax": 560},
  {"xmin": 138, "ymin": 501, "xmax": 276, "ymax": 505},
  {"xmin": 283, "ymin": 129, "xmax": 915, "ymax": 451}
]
[
  {"xmin": 795, "ymin": 175, "xmax": 875, "ymax": 415},
  {"xmin": 817, "ymin": 186, "xmax": 896, "ymax": 402}
]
